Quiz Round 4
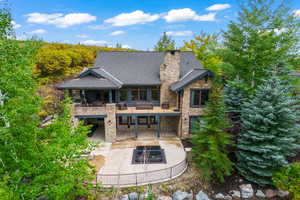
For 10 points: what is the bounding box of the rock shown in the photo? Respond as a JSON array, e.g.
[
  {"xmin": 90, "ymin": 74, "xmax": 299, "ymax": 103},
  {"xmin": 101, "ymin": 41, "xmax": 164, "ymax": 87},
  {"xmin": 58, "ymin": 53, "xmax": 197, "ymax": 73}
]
[
  {"xmin": 156, "ymin": 196, "xmax": 172, "ymax": 200},
  {"xmin": 120, "ymin": 194, "xmax": 129, "ymax": 200},
  {"xmin": 265, "ymin": 189, "xmax": 277, "ymax": 199},
  {"xmin": 195, "ymin": 191, "xmax": 210, "ymax": 200},
  {"xmin": 215, "ymin": 193, "xmax": 225, "ymax": 199},
  {"xmin": 256, "ymin": 190, "xmax": 266, "ymax": 198},
  {"xmin": 239, "ymin": 184, "xmax": 254, "ymax": 198},
  {"xmin": 278, "ymin": 190, "xmax": 289, "ymax": 198},
  {"xmin": 173, "ymin": 191, "xmax": 193, "ymax": 200},
  {"xmin": 229, "ymin": 190, "xmax": 241, "ymax": 198},
  {"xmin": 128, "ymin": 192, "xmax": 138, "ymax": 200},
  {"xmin": 224, "ymin": 195, "xmax": 232, "ymax": 200}
]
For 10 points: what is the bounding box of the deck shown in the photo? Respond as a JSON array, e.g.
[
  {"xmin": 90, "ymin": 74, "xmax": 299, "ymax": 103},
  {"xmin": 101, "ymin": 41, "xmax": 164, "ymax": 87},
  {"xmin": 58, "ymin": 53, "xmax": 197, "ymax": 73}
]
[{"xmin": 116, "ymin": 106, "xmax": 181, "ymax": 116}]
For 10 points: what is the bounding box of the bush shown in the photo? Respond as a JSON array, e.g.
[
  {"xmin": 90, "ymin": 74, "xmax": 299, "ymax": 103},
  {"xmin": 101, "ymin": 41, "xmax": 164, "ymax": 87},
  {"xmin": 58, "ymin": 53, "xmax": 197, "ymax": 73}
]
[{"xmin": 273, "ymin": 162, "xmax": 300, "ymax": 200}]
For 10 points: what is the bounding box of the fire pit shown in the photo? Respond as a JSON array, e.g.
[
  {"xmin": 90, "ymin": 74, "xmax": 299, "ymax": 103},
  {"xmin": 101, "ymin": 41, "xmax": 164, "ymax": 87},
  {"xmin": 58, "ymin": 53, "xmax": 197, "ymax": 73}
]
[{"xmin": 132, "ymin": 146, "xmax": 166, "ymax": 164}]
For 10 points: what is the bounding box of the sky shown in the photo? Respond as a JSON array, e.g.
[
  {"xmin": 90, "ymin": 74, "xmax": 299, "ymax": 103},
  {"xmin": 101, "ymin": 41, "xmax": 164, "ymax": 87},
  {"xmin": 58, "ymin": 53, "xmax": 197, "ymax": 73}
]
[{"xmin": 5, "ymin": 0, "xmax": 300, "ymax": 50}]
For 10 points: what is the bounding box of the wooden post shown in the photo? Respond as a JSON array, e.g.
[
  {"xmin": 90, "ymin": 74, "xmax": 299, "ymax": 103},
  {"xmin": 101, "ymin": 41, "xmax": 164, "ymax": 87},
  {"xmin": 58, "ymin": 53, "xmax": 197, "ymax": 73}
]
[
  {"xmin": 134, "ymin": 116, "xmax": 138, "ymax": 138},
  {"xmin": 156, "ymin": 115, "xmax": 160, "ymax": 138},
  {"xmin": 109, "ymin": 89, "xmax": 112, "ymax": 103}
]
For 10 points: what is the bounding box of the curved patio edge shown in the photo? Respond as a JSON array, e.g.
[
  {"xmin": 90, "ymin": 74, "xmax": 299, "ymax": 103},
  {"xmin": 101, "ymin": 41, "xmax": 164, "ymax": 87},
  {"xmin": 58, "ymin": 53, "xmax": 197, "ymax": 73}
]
[{"xmin": 95, "ymin": 155, "xmax": 188, "ymax": 188}]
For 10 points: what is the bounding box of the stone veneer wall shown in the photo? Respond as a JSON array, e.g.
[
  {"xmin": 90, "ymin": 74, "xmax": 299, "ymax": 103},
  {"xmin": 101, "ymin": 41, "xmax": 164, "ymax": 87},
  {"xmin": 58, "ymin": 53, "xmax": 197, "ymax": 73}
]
[
  {"xmin": 104, "ymin": 104, "xmax": 117, "ymax": 142},
  {"xmin": 180, "ymin": 77, "xmax": 212, "ymax": 138},
  {"xmin": 160, "ymin": 51, "xmax": 180, "ymax": 108}
]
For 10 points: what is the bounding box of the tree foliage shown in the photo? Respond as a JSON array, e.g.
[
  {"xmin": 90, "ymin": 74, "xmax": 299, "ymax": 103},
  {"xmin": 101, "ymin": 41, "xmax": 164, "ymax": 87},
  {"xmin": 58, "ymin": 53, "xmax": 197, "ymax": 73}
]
[
  {"xmin": 181, "ymin": 33, "xmax": 223, "ymax": 75},
  {"xmin": 0, "ymin": 8, "xmax": 94, "ymax": 199},
  {"xmin": 236, "ymin": 69, "xmax": 300, "ymax": 185},
  {"xmin": 273, "ymin": 162, "xmax": 300, "ymax": 200},
  {"xmin": 221, "ymin": 0, "xmax": 300, "ymax": 89},
  {"xmin": 192, "ymin": 84, "xmax": 234, "ymax": 183},
  {"xmin": 154, "ymin": 32, "xmax": 176, "ymax": 51}
]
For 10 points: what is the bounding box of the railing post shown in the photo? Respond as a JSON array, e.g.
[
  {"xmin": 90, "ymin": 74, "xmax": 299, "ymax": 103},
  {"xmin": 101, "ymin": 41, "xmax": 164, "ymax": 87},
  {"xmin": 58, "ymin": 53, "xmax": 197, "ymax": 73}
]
[
  {"xmin": 136, "ymin": 173, "xmax": 138, "ymax": 186},
  {"xmin": 170, "ymin": 167, "xmax": 172, "ymax": 178}
]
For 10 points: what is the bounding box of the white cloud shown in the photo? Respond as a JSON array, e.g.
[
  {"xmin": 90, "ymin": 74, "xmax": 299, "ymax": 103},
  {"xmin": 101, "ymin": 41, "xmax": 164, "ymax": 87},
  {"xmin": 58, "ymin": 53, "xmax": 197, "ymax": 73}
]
[
  {"xmin": 105, "ymin": 10, "xmax": 160, "ymax": 26},
  {"xmin": 166, "ymin": 30, "xmax": 193, "ymax": 36},
  {"xmin": 293, "ymin": 9, "xmax": 300, "ymax": 18},
  {"xmin": 122, "ymin": 44, "xmax": 131, "ymax": 49},
  {"xmin": 206, "ymin": 4, "xmax": 231, "ymax": 11},
  {"xmin": 110, "ymin": 30, "xmax": 125, "ymax": 36},
  {"xmin": 25, "ymin": 12, "xmax": 96, "ymax": 28},
  {"xmin": 31, "ymin": 29, "xmax": 47, "ymax": 34},
  {"xmin": 164, "ymin": 8, "xmax": 216, "ymax": 22},
  {"xmin": 88, "ymin": 24, "xmax": 109, "ymax": 30},
  {"xmin": 12, "ymin": 21, "xmax": 21, "ymax": 29},
  {"xmin": 81, "ymin": 40, "xmax": 107, "ymax": 45},
  {"xmin": 16, "ymin": 34, "xmax": 27, "ymax": 41},
  {"xmin": 76, "ymin": 34, "xmax": 88, "ymax": 38}
]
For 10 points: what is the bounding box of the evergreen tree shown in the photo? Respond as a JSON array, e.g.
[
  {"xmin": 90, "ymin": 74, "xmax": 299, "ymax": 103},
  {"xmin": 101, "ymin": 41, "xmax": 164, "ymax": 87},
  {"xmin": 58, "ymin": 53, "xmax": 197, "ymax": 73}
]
[
  {"xmin": 221, "ymin": 0, "xmax": 300, "ymax": 90},
  {"xmin": 192, "ymin": 84, "xmax": 234, "ymax": 183},
  {"xmin": 154, "ymin": 32, "xmax": 176, "ymax": 51},
  {"xmin": 0, "ymin": 7, "xmax": 94, "ymax": 199},
  {"xmin": 224, "ymin": 77, "xmax": 248, "ymax": 124},
  {"xmin": 236, "ymin": 70, "xmax": 300, "ymax": 185}
]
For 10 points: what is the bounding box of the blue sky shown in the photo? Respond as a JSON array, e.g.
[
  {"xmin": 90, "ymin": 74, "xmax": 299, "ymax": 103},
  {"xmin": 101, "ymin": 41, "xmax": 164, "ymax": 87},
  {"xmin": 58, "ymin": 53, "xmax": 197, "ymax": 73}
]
[{"xmin": 7, "ymin": 0, "xmax": 300, "ymax": 50}]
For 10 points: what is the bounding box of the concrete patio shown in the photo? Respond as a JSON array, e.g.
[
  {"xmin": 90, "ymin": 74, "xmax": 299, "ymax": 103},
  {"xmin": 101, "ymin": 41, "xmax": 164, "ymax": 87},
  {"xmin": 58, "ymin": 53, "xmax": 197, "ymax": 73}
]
[{"xmin": 89, "ymin": 137, "xmax": 187, "ymax": 187}]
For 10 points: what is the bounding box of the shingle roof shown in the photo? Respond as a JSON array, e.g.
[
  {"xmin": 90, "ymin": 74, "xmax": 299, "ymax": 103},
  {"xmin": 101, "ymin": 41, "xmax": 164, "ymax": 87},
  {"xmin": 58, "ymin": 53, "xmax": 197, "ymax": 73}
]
[
  {"xmin": 170, "ymin": 68, "xmax": 210, "ymax": 91},
  {"xmin": 57, "ymin": 76, "xmax": 119, "ymax": 90},
  {"xmin": 58, "ymin": 51, "xmax": 207, "ymax": 89},
  {"xmin": 94, "ymin": 51, "xmax": 204, "ymax": 85}
]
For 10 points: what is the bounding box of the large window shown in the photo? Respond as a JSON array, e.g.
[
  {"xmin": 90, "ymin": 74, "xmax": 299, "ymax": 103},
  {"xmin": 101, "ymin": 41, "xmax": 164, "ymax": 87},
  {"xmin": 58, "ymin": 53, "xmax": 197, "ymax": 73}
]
[
  {"xmin": 132, "ymin": 88, "xmax": 147, "ymax": 101},
  {"xmin": 190, "ymin": 89, "xmax": 210, "ymax": 107},
  {"xmin": 151, "ymin": 88, "xmax": 160, "ymax": 101},
  {"xmin": 119, "ymin": 89, "xmax": 128, "ymax": 101},
  {"xmin": 118, "ymin": 116, "xmax": 135, "ymax": 125}
]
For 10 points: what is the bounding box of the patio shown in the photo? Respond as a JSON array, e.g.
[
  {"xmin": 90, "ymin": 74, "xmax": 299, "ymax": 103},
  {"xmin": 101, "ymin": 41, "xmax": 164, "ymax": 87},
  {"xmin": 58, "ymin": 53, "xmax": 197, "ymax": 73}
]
[{"xmin": 89, "ymin": 137, "xmax": 187, "ymax": 187}]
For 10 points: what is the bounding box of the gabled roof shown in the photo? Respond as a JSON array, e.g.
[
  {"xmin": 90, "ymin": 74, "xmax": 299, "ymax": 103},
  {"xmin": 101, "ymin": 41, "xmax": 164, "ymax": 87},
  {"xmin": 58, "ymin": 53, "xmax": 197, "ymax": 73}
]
[
  {"xmin": 57, "ymin": 75, "xmax": 120, "ymax": 90},
  {"xmin": 170, "ymin": 68, "xmax": 211, "ymax": 91},
  {"xmin": 94, "ymin": 51, "xmax": 204, "ymax": 86}
]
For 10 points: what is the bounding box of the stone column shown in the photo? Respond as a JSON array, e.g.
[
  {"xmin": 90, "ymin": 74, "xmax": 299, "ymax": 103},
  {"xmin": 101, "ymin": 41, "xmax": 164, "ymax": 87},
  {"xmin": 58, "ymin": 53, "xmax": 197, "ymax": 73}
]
[{"xmin": 104, "ymin": 104, "xmax": 117, "ymax": 142}]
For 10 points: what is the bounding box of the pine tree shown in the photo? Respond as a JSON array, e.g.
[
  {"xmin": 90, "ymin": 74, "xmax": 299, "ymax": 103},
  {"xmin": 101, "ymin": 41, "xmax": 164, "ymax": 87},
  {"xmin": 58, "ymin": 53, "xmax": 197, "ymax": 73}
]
[
  {"xmin": 192, "ymin": 84, "xmax": 234, "ymax": 183},
  {"xmin": 154, "ymin": 32, "xmax": 176, "ymax": 51},
  {"xmin": 224, "ymin": 77, "xmax": 247, "ymax": 119},
  {"xmin": 236, "ymin": 70, "xmax": 300, "ymax": 185},
  {"xmin": 222, "ymin": 0, "xmax": 300, "ymax": 90}
]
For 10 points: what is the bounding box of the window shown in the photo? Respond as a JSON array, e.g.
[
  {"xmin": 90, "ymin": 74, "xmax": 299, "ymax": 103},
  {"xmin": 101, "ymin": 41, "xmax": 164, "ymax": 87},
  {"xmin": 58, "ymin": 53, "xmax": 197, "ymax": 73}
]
[
  {"xmin": 189, "ymin": 116, "xmax": 202, "ymax": 134},
  {"xmin": 151, "ymin": 88, "xmax": 160, "ymax": 101},
  {"xmin": 118, "ymin": 116, "xmax": 135, "ymax": 125},
  {"xmin": 190, "ymin": 89, "xmax": 210, "ymax": 107},
  {"xmin": 132, "ymin": 88, "xmax": 147, "ymax": 101},
  {"xmin": 119, "ymin": 89, "xmax": 127, "ymax": 101},
  {"xmin": 150, "ymin": 116, "xmax": 157, "ymax": 124},
  {"xmin": 138, "ymin": 116, "xmax": 148, "ymax": 125}
]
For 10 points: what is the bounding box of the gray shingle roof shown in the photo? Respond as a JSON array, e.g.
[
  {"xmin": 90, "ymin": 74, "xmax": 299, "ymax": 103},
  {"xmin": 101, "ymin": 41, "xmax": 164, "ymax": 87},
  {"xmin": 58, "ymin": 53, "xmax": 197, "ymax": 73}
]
[
  {"xmin": 170, "ymin": 68, "xmax": 209, "ymax": 91},
  {"xmin": 58, "ymin": 51, "xmax": 207, "ymax": 89},
  {"xmin": 94, "ymin": 51, "xmax": 204, "ymax": 85},
  {"xmin": 57, "ymin": 76, "xmax": 119, "ymax": 90}
]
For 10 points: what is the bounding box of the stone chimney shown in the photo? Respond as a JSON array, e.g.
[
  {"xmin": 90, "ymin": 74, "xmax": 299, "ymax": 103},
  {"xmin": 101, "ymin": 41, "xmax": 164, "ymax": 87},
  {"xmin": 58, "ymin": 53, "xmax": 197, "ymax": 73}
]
[{"xmin": 160, "ymin": 50, "xmax": 181, "ymax": 107}]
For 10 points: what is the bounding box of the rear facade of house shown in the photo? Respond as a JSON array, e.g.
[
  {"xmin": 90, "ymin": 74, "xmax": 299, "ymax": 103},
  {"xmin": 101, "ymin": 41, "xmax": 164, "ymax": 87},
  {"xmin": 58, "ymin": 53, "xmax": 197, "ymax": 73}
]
[{"xmin": 58, "ymin": 50, "xmax": 213, "ymax": 142}]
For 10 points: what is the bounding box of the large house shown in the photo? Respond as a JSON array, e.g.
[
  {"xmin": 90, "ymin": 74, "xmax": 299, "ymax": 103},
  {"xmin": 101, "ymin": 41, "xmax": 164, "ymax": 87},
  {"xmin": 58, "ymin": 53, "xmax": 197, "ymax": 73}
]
[{"xmin": 58, "ymin": 50, "xmax": 213, "ymax": 142}]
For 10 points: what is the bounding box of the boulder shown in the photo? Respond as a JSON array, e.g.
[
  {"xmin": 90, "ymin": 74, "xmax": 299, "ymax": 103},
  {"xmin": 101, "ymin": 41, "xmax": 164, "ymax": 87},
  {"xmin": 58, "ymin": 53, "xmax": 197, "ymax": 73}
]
[
  {"xmin": 229, "ymin": 190, "xmax": 241, "ymax": 198},
  {"xmin": 215, "ymin": 193, "xmax": 225, "ymax": 199},
  {"xmin": 172, "ymin": 191, "xmax": 193, "ymax": 200},
  {"xmin": 195, "ymin": 191, "xmax": 210, "ymax": 200},
  {"xmin": 128, "ymin": 192, "xmax": 138, "ymax": 200},
  {"xmin": 120, "ymin": 194, "xmax": 129, "ymax": 200},
  {"xmin": 265, "ymin": 189, "xmax": 277, "ymax": 199},
  {"xmin": 255, "ymin": 190, "xmax": 266, "ymax": 198},
  {"xmin": 278, "ymin": 190, "xmax": 289, "ymax": 198},
  {"xmin": 156, "ymin": 196, "xmax": 172, "ymax": 200},
  {"xmin": 239, "ymin": 184, "xmax": 254, "ymax": 199}
]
